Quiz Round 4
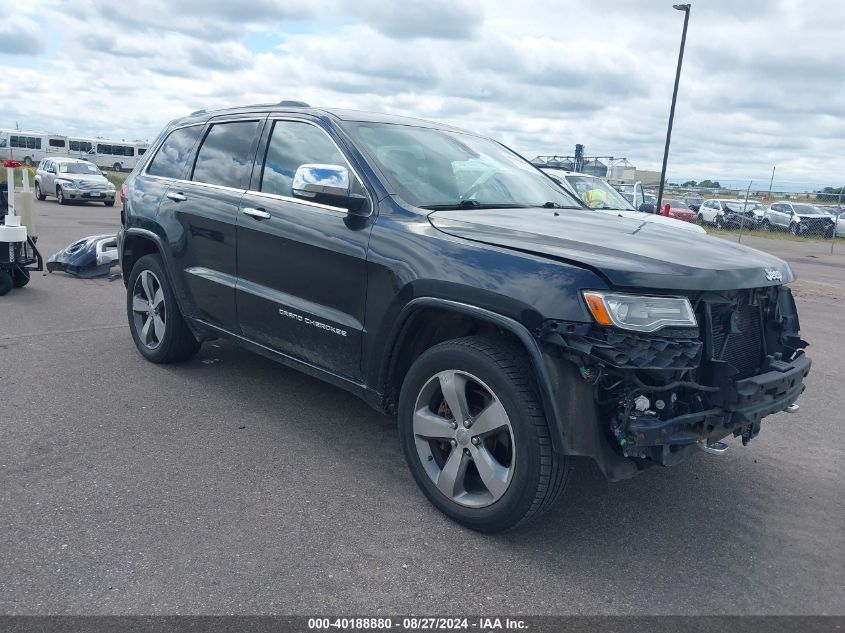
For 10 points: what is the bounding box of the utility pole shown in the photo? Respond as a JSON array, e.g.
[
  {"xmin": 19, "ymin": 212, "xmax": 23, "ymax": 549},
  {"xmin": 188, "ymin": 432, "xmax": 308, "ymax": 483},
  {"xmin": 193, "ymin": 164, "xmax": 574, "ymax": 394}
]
[
  {"xmin": 767, "ymin": 165, "xmax": 776, "ymax": 201},
  {"xmin": 657, "ymin": 4, "xmax": 692, "ymax": 215}
]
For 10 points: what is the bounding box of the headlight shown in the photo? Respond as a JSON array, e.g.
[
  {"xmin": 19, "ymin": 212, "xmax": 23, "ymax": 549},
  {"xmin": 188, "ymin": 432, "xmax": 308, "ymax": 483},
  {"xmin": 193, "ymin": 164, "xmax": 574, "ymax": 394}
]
[{"xmin": 582, "ymin": 291, "xmax": 697, "ymax": 332}]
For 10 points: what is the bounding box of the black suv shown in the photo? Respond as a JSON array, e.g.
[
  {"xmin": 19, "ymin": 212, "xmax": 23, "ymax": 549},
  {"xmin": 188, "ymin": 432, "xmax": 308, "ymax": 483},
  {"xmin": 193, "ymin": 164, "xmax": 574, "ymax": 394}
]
[{"xmin": 118, "ymin": 102, "xmax": 810, "ymax": 532}]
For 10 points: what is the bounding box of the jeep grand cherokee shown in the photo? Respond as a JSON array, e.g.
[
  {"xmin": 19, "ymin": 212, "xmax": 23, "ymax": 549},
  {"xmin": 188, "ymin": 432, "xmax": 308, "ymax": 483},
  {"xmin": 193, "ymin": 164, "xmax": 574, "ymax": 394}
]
[{"xmin": 117, "ymin": 102, "xmax": 810, "ymax": 532}]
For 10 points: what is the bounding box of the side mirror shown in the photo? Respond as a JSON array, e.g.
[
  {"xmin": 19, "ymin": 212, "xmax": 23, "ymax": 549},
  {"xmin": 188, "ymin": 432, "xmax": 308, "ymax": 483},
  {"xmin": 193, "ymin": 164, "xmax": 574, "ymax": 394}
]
[
  {"xmin": 292, "ymin": 164, "xmax": 368, "ymax": 214},
  {"xmin": 638, "ymin": 203, "xmax": 655, "ymax": 214}
]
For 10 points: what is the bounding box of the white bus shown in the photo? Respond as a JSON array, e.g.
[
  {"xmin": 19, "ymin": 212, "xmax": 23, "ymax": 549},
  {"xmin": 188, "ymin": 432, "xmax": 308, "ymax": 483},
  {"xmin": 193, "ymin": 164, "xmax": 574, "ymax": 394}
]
[
  {"xmin": 0, "ymin": 129, "xmax": 70, "ymax": 165},
  {"xmin": 88, "ymin": 140, "xmax": 149, "ymax": 171},
  {"xmin": 67, "ymin": 136, "xmax": 96, "ymax": 160}
]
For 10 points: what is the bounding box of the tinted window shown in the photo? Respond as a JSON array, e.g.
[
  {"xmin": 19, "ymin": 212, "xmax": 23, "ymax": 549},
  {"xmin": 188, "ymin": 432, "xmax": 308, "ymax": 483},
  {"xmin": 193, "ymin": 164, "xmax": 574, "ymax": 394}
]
[
  {"xmin": 49, "ymin": 138, "xmax": 65, "ymax": 148},
  {"xmin": 147, "ymin": 125, "xmax": 203, "ymax": 179},
  {"xmin": 260, "ymin": 120, "xmax": 353, "ymax": 197},
  {"xmin": 138, "ymin": 148, "xmax": 146, "ymax": 155},
  {"xmin": 191, "ymin": 121, "xmax": 259, "ymax": 189}
]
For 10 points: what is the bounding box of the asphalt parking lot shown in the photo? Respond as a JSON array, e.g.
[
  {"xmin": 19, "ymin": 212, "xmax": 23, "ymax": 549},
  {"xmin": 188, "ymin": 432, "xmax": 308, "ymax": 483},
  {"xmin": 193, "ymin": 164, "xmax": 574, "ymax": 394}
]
[{"xmin": 1, "ymin": 199, "xmax": 843, "ymax": 615}]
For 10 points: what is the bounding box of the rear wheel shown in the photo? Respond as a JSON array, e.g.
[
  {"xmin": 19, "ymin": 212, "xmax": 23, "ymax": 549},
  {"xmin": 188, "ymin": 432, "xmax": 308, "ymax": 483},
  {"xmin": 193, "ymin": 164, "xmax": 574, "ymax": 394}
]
[
  {"xmin": 127, "ymin": 254, "xmax": 201, "ymax": 363},
  {"xmin": 23, "ymin": 156, "xmax": 32, "ymax": 167},
  {"xmin": 398, "ymin": 336, "xmax": 569, "ymax": 532},
  {"xmin": 113, "ymin": 162, "xmax": 122, "ymax": 172},
  {"xmin": 0, "ymin": 271, "xmax": 12, "ymax": 296},
  {"xmin": 12, "ymin": 267, "xmax": 30, "ymax": 288}
]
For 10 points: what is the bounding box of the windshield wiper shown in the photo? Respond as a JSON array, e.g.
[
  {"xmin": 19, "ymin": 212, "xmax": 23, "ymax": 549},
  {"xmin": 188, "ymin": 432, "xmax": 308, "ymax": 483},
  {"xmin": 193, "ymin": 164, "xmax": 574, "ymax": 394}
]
[
  {"xmin": 542, "ymin": 201, "xmax": 562, "ymax": 208},
  {"xmin": 421, "ymin": 201, "xmax": 531, "ymax": 211}
]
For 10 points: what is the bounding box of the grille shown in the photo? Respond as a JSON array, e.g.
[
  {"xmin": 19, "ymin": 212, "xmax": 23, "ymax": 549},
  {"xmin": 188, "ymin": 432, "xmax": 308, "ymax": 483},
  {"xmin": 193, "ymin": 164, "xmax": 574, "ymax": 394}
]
[
  {"xmin": 77, "ymin": 180, "xmax": 108, "ymax": 190},
  {"xmin": 709, "ymin": 301, "xmax": 763, "ymax": 378}
]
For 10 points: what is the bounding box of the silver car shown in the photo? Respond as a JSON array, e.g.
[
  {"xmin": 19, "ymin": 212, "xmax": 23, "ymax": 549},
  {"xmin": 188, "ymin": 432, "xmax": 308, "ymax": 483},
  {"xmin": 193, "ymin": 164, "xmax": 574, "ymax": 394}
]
[{"xmin": 34, "ymin": 157, "xmax": 116, "ymax": 206}]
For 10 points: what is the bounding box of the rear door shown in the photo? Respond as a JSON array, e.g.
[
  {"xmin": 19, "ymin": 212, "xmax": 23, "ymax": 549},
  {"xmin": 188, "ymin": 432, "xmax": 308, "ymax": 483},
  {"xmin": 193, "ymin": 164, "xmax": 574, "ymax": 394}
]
[
  {"xmin": 154, "ymin": 116, "xmax": 264, "ymax": 332},
  {"xmin": 236, "ymin": 117, "xmax": 373, "ymax": 380}
]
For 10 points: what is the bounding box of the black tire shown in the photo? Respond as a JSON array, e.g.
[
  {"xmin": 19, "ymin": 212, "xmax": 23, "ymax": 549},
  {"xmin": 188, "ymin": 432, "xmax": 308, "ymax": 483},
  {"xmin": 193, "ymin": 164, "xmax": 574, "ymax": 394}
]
[
  {"xmin": 12, "ymin": 266, "xmax": 30, "ymax": 288},
  {"xmin": 56, "ymin": 186, "xmax": 68, "ymax": 205},
  {"xmin": 23, "ymin": 156, "xmax": 32, "ymax": 167},
  {"xmin": 715, "ymin": 215, "xmax": 724, "ymax": 229},
  {"xmin": 35, "ymin": 182, "xmax": 45, "ymax": 201},
  {"xmin": 398, "ymin": 335, "xmax": 569, "ymax": 533},
  {"xmin": 0, "ymin": 271, "xmax": 12, "ymax": 296},
  {"xmin": 695, "ymin": 213, "xmax": 703, "ymax": 225},
  {"xmin": 126, "ymin": 254, "xmax": 201, "ymax": 363},
  {"xmin": 789, "ymin": 222, "xmax": 799, "ymax": 236},
  {"xmin": 113, "ymin": 162, "xmax": 122, "ymax": 172},
  {"xmin": 762, "ymin": 219, "xmax": 772, "ymax": 232},
  {"xmin": 105, "ymin": 200, "xmax": 115, "ymax": 207}
]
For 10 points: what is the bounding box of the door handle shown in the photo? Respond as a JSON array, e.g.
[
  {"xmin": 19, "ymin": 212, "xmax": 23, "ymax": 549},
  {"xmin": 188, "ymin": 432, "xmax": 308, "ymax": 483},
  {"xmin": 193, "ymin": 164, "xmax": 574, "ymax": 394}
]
[
  {"xmin": 242, "ymin": 207, "xmax": 271, "ymax": 220},
  {"xmin": 166, "ymin": 191, "xmax": 187, "ymax": 202}
]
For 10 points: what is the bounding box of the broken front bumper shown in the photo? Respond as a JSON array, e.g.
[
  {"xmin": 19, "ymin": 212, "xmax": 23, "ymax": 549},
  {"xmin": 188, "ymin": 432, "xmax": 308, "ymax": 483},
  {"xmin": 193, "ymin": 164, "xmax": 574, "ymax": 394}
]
[{"xmin": 625, "ymin": 352, "xmax": 810, "ymax": 449}]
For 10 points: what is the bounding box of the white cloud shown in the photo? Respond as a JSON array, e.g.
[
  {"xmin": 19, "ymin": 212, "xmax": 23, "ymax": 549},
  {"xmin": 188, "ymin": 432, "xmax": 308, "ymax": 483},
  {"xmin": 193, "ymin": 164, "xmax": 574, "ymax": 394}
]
[{"xmin": 0, "ymin": 0, "xmax": 843, "ymax": 188}]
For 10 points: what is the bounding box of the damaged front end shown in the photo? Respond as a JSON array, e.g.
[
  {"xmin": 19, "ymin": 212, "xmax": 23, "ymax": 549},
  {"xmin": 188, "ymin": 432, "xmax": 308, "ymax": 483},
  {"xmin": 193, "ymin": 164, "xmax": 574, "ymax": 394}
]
[{"xmin": 540, "ymin": 285, "xmax": 810, "ymax": 480}]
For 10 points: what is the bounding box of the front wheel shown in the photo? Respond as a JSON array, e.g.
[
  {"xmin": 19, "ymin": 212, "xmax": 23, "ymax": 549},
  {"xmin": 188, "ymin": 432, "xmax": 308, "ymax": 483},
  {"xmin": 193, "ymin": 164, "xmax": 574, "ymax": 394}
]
[
  {"xmin": 35, "ymin": 182, "xmax": 45, "ymax": 201},
  {"xmin": 762, "ymin": 219, "xmax": 772, "ymax": 232},
  {"xmin": 105, "ymin": 200, "xmax": 115, "ymax": 207},
  {"xmin": 127, "ymin": 254, "xmax": 201, "ymax": 363},
  {"xmin": 398, "ymin": 336, "xmax": 569, "ymax": 532},
  {"xmin": 789, "ymin": 222, "xmax": 800, "ymax": 236},
  {"xmin": 715, "ymin": 215, "xmax": 724, "ymax": 229},
  {"xmin": 56, "ymin": 186, "xmax": 67, "ymax": 205},
  {"xmin": 695, "ymin": 213, "xmax": 703, "ymax": 225}
]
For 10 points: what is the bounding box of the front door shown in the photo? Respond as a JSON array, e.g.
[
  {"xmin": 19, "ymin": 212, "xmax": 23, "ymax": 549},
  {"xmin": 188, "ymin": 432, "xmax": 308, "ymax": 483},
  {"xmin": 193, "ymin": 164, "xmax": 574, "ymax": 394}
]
[{"xmin": 236, "ymin": 118, "xmax": 373, "ymax": 380}]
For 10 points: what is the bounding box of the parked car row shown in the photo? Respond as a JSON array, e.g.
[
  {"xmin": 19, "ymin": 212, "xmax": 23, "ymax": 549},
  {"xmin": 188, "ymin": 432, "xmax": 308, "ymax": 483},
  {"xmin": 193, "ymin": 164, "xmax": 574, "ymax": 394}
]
[{"xmin": 694, "ymin": 198, "xmax": 841, "ymax": 237}]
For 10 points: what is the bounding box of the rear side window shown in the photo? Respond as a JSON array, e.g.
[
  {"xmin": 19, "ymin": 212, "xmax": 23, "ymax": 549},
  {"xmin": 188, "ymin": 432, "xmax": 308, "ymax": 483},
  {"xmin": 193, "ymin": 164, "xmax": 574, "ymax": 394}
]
[
  {"xmin": 191, "ymin": 121, "xmax": 258, "ymax": 189},
  {"xmin": 259, "ymin": 120, "xmax": 352, "ymax": 198},
  {"xmin": 191, "ymin": 121, "xmax": 260, "ymax": 189},
  {"xmin": 147, "ymin": 125, "xmax": 204, "ymax": 179}
]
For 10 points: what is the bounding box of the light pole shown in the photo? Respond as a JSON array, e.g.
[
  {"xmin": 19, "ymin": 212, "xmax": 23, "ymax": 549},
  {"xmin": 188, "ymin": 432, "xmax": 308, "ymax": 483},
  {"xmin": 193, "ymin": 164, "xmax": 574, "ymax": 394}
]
[{"xmin": 656, "ymin": 4, "xmax": 691, "ymax": 215}]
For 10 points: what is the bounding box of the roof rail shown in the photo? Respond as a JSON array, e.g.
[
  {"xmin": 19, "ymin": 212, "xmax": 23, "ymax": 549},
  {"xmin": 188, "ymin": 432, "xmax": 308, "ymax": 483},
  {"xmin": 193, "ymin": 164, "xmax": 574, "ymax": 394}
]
[
  {"xmin": 277, "ymin": 100, "xmax": 310, "ymax": 107},
  {"xmin": 190, "ymin": 109, "xmax": 207, "ymax": 116}
]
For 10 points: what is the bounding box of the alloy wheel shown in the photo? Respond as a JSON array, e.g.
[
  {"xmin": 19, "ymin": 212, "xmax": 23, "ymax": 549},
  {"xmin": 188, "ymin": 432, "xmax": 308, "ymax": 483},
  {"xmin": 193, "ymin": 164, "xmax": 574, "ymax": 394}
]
[
  {"xmin": 412, "ymin": 369, "xmax": 515, "ymax": 508},
  {"xmin": 131, "ymin": 270, "xmax": 166, "ymax": 349}
]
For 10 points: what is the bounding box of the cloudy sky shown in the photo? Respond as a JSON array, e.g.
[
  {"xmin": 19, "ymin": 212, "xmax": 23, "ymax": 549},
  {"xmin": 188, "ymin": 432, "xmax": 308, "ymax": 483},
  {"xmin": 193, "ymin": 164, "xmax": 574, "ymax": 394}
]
[{"xmin": 1, "ymin": 0, "xmax": 842, "ymax": 190}]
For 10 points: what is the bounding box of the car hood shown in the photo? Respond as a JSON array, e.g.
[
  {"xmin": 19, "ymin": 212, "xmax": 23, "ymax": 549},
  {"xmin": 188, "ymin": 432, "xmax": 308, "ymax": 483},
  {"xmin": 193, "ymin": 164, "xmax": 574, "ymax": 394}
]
[
  {"xmin": 593, "ymin": 208, "xmax": 704, "ymax": 233},
  {"xmin": 428, "ymin": 207, "xmax": 794, "ymax": 291},
  {"xmin": 797, "ymin": 212, "xmax": 831, "ymax": 219},
  {"xmin": 56, "ymin": 173, "xmax": 110, "ymax": 185}
]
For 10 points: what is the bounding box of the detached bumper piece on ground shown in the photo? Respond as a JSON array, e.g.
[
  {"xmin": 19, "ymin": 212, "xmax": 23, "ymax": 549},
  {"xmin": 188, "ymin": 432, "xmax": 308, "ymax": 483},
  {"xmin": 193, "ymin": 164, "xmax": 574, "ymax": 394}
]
[{"xmin": 47, "ymin": 234, "xmax": 119, "ymax": 279}]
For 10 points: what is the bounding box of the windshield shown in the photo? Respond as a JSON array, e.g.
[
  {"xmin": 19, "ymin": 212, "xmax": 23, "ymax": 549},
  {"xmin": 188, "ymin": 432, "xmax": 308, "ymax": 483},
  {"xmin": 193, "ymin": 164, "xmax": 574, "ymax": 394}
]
[
  {"xmin": 58, "ymin": 162, "xmax": 101, "ymax": 175},
  {"xmin": 346, "ymin": 123, "xmax": 581, "ymax": 209},
  {"xmin": 565, "ymin": 175, "xmax": 634, "ymax": 210},
  {"xmin": 793, "ymin": 204, "xmax": 822, "ymax": 214},
  {"xmin": 665, "ymin": 199, "xmax": 689, "ymax": 209}
]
